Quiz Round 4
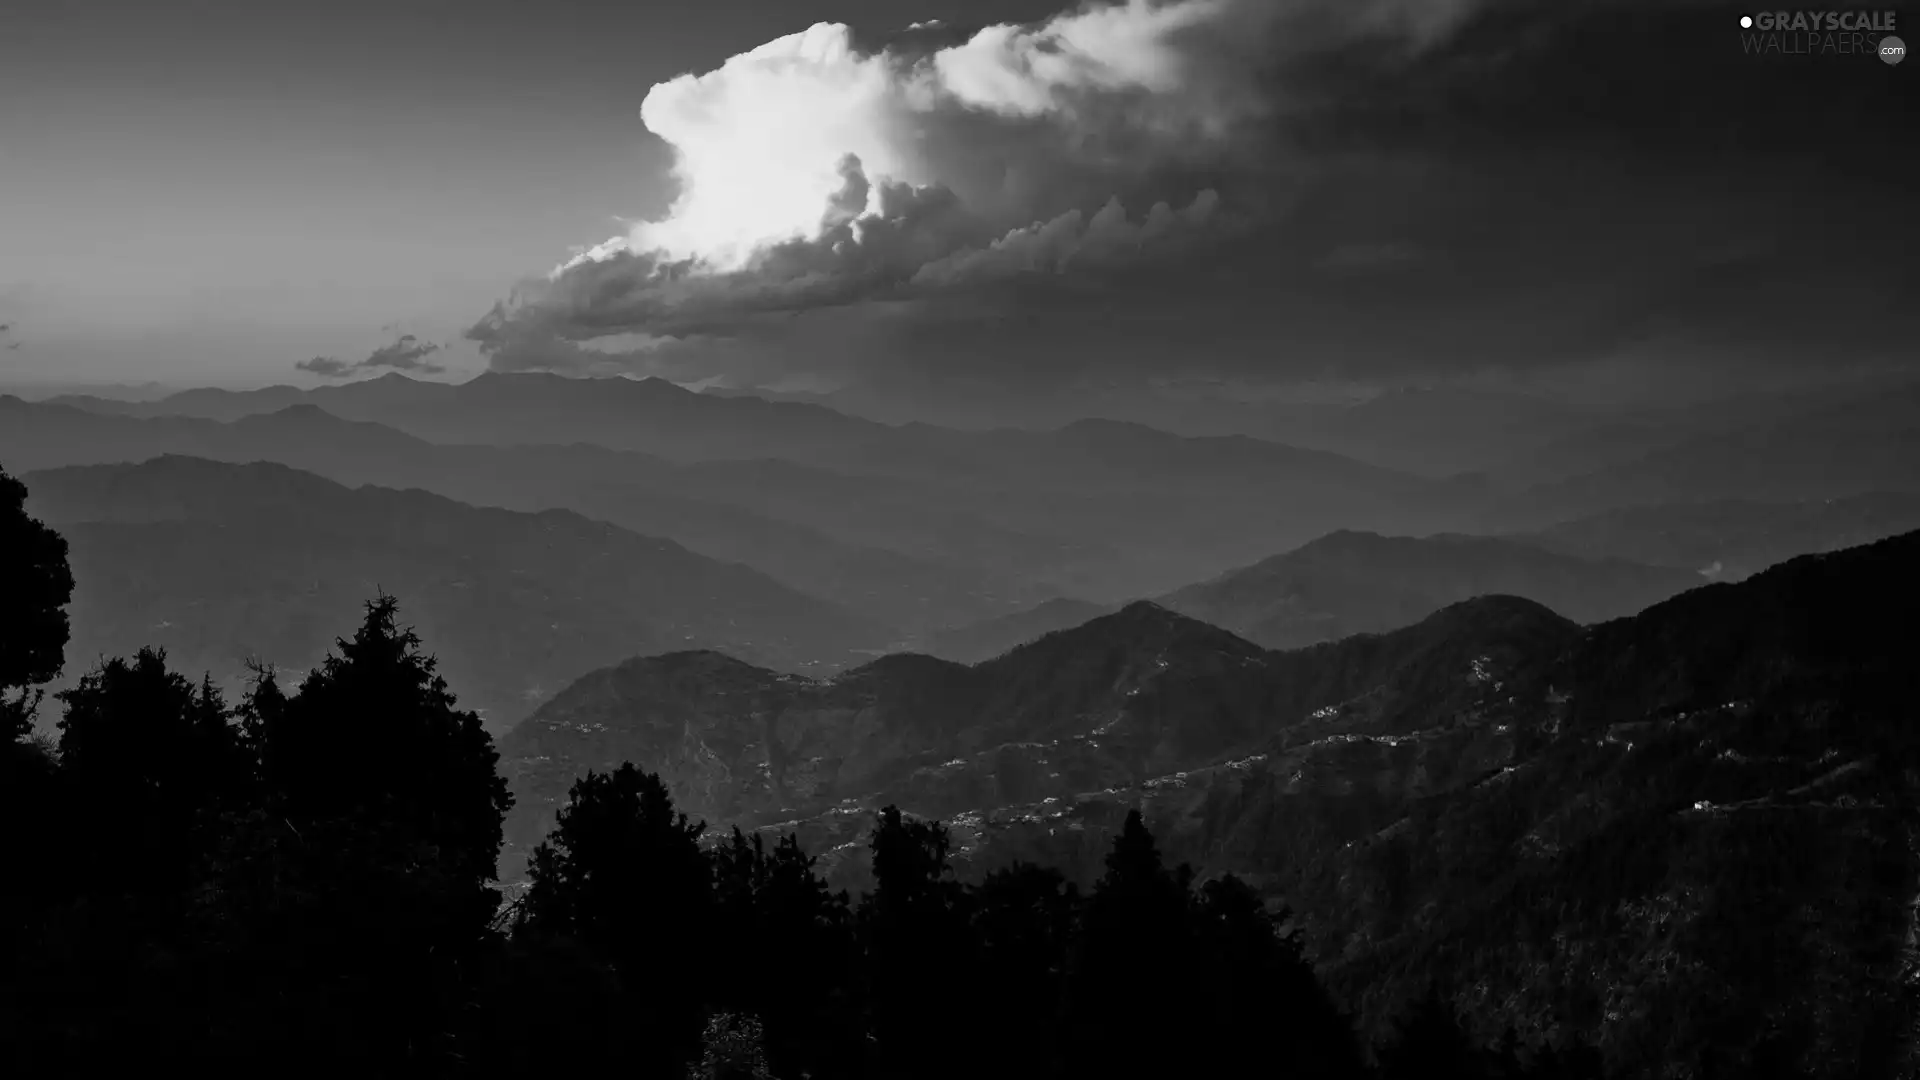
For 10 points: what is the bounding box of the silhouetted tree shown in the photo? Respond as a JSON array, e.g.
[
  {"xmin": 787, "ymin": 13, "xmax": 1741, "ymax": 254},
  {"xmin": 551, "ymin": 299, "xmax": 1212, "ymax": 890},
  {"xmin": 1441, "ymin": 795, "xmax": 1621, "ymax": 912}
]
[
  {"xmin": 709, "ymin": 828, "xmax": 862, "ymax": 1079},
  {"xmin": 1062, "ymin": 809, "xmax": 1202, "ymax": 1080},
  {"xmin": 56, "ymin": 650, "xmax": 249, "ymax": 903},
  {"xmin": 245, "ymin": 595, "xmax": 514, "ymax": 1065},
  {"xmin": 969, "ymin": 861, "xmax": 1078, "ymax": 1079},
  {"xmin": 463, "ymin": 933, "xmax": 644, "ymax": 1070},
  {"xmin": 521, "ymin": 763, "xmax": 712, "ymax": 1077},
  {"xmin": 1193, "ymin": 873, "xmax": 1367, "ymax": 1077},
  {"xmin": 860, "ymin": 806, "xmax": 977, "ymax": 1080},
  {"xmin": 0, "ymin": 464, "xmax": 73, "ymax": 741}
]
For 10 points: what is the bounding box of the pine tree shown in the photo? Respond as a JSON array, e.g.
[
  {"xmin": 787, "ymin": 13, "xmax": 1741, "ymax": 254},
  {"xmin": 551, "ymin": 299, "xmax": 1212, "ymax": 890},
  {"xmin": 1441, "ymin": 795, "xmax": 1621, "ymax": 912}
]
[
  {"xmin": 259, "ymin": 595, "xmax": 511, "ymax": 934},
  {"xmin": 245, "ymin": 594, "xmax": 514, "ymax": 1066},
  {"xmin": 56, "ymin": 649, "xmax": 250, "ymax": 904},
  {"xmin": 1192, "ymin": 873, "xmax": 1367, "ymax": 1077},
  {"xmin": 521, "ymin": 763, "xmax": 713, "ymax": 1077},
  {"xmin": 969, "ymin": 862, "xmax": 1078, "ymax": 1080},
  {"xmin": 1063, "ymin": 809, "xmax": 1199, "ymax": 1080},
  {"xmin": 860, "ymin": 806, "xmax": 976, "ymax": 1080}
]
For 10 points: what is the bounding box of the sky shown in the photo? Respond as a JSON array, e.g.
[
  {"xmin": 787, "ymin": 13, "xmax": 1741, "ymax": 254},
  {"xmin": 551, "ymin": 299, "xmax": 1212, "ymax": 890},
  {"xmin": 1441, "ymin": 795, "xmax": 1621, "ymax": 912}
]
[{"xmin": 3, "ymin": 0, "xmax": 1915, "ymax": 403}]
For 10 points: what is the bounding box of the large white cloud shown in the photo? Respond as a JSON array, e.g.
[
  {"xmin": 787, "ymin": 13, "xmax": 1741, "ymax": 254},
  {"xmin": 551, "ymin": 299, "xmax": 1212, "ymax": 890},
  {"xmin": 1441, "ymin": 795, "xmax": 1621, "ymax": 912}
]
[{"xmin": 471, "ymin": 0, "xmax": 1488, "ymax": 372}]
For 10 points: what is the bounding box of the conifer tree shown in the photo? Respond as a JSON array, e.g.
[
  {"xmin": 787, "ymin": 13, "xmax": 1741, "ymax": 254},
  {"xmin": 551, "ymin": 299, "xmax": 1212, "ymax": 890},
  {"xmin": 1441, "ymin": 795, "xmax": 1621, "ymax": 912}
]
[
  {"xmin": 259, "ymin": 595, "xmax": 511, "ymax": 933},
  {"xmin": 861, "ymin": 806, "xmax": 976, "ymax": 1080},
  {"xmin": 1193, "ymin": 873, "xmax": 1367, "ymax": 1077},
  {"xmin": 1063, "ymin": 809, "xmax": 1199, "ymax": 1080},
  {"xmin": 245, "ymin": 595, "xmax": 513, "ymax": 1066},
  {"xmin": 522, "ymin": 763, "xmax": 713, "ymax": 1077},
  {"xmin": 56, "ymin": 650, "xmax": 249, "ymax": 894},
  {"xmin": 969, "ymin": 861, "xmax": 1078, "ymax": 1079}
]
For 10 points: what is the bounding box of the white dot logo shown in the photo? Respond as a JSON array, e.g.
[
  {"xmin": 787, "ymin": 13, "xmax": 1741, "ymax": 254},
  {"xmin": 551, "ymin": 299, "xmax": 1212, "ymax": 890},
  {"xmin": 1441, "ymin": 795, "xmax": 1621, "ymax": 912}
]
[
  {"xmin": 1882, "ymin": 35, "xmax": 1907, "ymax": 65},
  {"xmin": 1740, "ymin": 14, "xmax": 1753, "ymax": 28}
]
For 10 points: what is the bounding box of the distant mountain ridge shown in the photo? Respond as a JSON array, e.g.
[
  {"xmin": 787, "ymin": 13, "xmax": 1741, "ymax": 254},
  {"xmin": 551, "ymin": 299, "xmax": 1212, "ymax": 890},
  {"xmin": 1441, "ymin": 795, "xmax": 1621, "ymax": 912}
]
[
  {"xmin": 922, "ymin": 597, "xmax": 1118, "ymax": 663},
  {"xmin": 1507, "ymin": 492, "xmax": 1920, "ymax": 579},
  {"xmin": 26, "ymin": 456, "xmax": 891, "ymax": 730},
  {"xmin": 3, "ymin": 388, "xmax": 1485, "ymax": 608},
  {"xmin": 0, "ymin": 395, "xmax": 1048, "ymax": 633},
  {"xmin": 1158, "ymin": 529, "xmax": 1701, "ymax": 649}
]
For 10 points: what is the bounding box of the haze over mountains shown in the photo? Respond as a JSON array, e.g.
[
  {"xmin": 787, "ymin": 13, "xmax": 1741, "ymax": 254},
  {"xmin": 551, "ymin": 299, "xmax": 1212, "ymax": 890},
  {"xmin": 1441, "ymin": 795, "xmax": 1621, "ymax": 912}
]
[
  {"xmin": 25, "ymin": 456, "xmax": 889, "ymax": 730},
  {"xmin": 7, "ymin": 369, "xmax": 1919, "ymax": 740}
]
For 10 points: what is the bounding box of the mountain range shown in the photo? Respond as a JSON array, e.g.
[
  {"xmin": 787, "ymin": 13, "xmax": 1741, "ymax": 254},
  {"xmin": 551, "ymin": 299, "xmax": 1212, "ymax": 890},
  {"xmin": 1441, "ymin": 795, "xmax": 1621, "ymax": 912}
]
[
  {"xmin": 1509, "ymin": 492, "xmax": 1920, "ymax": 580},
  {"xmin": 1158, "ymin": 530, "xmax": 1702, "ymax": 650},
  {"xmin": 494, "ymin": 529, "xmax": 1920, "ymax": 1076},
  {"xmin": 25, "ymin": 456, "xmax": 889, "ymax": 730},
  {"xmin": 1, "ymin": 389, "xmax": 1486, "ymax": 608}
]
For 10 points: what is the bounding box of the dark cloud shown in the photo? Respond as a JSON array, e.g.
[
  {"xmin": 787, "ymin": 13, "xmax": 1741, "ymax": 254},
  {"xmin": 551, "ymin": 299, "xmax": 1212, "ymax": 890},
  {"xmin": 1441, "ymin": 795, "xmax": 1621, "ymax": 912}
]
[
  {"xmin": 295, "ymin": 334, "xmax": 445, "ymax": 379},
  {"xmin": 295, "ymin": 355, "xmax": 354, "ymax": 377}
]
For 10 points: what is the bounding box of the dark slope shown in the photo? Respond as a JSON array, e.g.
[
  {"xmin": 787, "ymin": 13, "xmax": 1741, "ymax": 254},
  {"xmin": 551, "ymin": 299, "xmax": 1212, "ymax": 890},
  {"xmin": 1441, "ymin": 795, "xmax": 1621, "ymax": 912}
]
[
  {"xmin": 26, "ymin": 456, "xmax": 890, "ymax": 730},
  {"xmin": 1094, "ymin": 533, "xmax": 1920, "ymax": 1077},
  {"xmin": 1158, "ymin": 529, "xmax": 1698, "ymax": 647}
]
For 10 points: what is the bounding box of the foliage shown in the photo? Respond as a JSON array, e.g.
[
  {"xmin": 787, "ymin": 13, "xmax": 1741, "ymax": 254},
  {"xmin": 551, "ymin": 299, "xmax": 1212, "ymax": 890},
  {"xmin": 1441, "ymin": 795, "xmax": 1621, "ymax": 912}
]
[{"xmin": 0, "ymin": 463, "xmax": 74, "ymax": 741}]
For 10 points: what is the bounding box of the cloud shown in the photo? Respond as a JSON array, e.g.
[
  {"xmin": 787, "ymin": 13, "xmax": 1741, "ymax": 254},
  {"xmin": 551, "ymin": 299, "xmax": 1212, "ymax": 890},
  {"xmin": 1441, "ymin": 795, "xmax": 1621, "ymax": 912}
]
[
  {"xmin": 469, "ymin": 0, "xmax": 1482, "ymax": 374},
  {"xmin": 472, "ymin": 0, "xmax": 1918, "ymax": 397},
  {"xmin": 295, "ymin": 334, "xmax": 445, "ymax": 379},
  {"xmin": 295, "ymin": 355, "xmax": 354, "ymax": 378}
]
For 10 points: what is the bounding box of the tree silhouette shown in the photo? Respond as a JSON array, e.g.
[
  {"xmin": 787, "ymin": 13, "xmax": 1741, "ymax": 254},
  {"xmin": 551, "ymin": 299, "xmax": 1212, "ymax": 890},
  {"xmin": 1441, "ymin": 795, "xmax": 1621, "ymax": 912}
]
[
  {"xmin": 860, "ymin": 806, "xmax": 977, "ymax": 1080},
  {"xmin": 1063, "ymin": 809, "xmax": 1202, "ymax": 1080},
  {"xmin": 1193, "ymin": 873, "xmax": 1367, "ymax": 1077},
  {"xmin": 709, "ymin": 828, "xmax": 861, "ymax": 1079},
  {"xmin": 968, "ymin": 862, "xmax": 1078, "ymax": 1079},
  {"xmin": 56, "ymin": 649, "xmax": 249, "ymax": 903},
  {"xmin": 521, "ymin": 763, "xmax": 713, "ymax": 1077},
  {"xmin": 243, "ymin": 595, "xmax": 514, "ymax": 1065},
  {"xmin": 0, "ymin": 463, "xmax": 74, "ymax": 741}
]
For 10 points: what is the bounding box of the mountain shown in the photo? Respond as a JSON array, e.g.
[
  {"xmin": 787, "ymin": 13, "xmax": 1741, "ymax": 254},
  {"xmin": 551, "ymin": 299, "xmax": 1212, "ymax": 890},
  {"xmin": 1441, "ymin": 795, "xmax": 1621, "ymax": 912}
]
[
  {"xmin": 496, "ymin": 594, "xmax": 1583, "ymax": 878},
  {"xmin": 4, "ymin": 388, "xmax": 1478, "ymax": 607},
  {"xmin": 0, "ymin": 396, "xmax": 1044, "ymax": 633},
  {"xmin": 1506, "ymin": 385, "xmax": 1920, "ymax": 525},
  {"xmin": 1507, "ymin": 492, "xmax": 1920, "ymax": 580},
  {"xmin": 1157, "ymin": 530, "xmax": 1699, "ymax": 648},
  {"xmin": 502, "ymin": 530, "xmax": 1920, "ymax": 1075},
  {"xmin": 922, "ymin": 598, "xmax": 1118, "ymax": 664},
  {"xmin": 26, "ymin": 456, "xmax": 891, "ymax": 730}
]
